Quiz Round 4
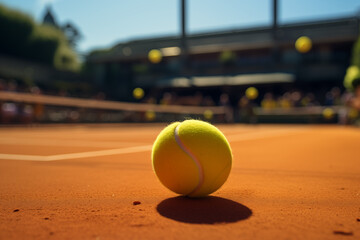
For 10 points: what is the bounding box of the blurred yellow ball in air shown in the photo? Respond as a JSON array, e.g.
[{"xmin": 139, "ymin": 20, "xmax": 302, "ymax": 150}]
[
  {"xmin": 245, "ymin": 87, "xmax": 258, "ymax": 100},
  {"xmin": 148, "ymin": 49, "xmax": 162, "ymax": 64},
  {"xmin": 203, "ymin": 110, "xmax": 214, "ymax": 120},
  {"xmin": 133, "ymin": 88, "xmax": 144, "ymax": 100},
  {"xmin": 145, "ymin": 110, "xmax": 156, "ymax": 121},
  {"xmin": 295, "ymin": 36, "xmax": 312, "ymax": 53},
  {"xmin": 344, "ymin": 66, "xmax": 360, "ymax": 90},
  {"xmin": 322, "ymin": 108, "xmax": 334, "ymax": 120}
]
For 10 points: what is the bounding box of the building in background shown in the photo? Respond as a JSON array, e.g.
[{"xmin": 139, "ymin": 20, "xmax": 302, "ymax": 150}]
[{"xmin": 86, "ymin": 16, "xmax": 360, "ymax": 102}]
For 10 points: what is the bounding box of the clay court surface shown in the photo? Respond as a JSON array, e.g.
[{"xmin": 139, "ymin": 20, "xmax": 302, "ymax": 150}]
[{"xmin": 0, "ymin": 123, "xmax": 359, "ymax": 239}]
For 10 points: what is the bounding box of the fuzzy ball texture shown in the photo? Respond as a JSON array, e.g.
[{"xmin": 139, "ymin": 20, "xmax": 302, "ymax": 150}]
[{"xmin": 152, "ymin": 120, "xmax": 232, "ymax": 197}]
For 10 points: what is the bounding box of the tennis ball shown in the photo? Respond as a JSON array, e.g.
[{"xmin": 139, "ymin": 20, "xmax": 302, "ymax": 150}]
[
  {"xmin": 152, "ymin": 120, "xmax": 232, "ymax": 197},
  {"xmin": 344, "ymin": 66, "xmax": 360, "ymax": 90},
  {"xmin": 245, "ymin": 87, "xmax": 258, "ymax": 100},
  {"xmin": 148, "ymin": 49, "xmax": 162, "ymax": 64},
  {"xmin": 145, "ymin": 110, "xmax": 156, "ymax": 121},
  {"xmin": 133, "ymin": 88, "xmax": 144, "ymax": 99},
  {"xmin": 322, "ymin": 107, "xmax": 334, "ymax": 120},
  {"xmin": 295, "ymin": 36, "xmax": 312, "ymax": 53},
  {"xmin": 203, "ymin": 109, "xmax": 213, "ymax": 120}
]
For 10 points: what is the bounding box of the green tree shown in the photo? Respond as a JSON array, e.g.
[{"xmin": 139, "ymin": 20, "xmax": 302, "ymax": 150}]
[
  {"xmin": 0, "ymin": 4, "xmax": 34, "ymax": 57},
  {"xmin": 62, "ymin": 22, "xmax": 82, "ymax": 49},
  {"xmin": 0, "ymin": 4, "xmax": 80, "ymax": 71}
]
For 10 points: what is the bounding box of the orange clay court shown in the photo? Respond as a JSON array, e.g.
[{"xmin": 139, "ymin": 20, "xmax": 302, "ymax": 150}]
[{"xmin": 0, "ymin": 124, "xmax": 359, "ymax": 239}]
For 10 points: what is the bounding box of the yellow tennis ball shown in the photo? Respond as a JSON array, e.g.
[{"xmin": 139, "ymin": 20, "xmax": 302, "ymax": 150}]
[
  {"xmin": 145, "ymin": 110, "xmax": 156, "ymax": 121},
  {"xmin": 148, "ymin": 49, "xmax": 162, "ymax": 64},
  {"xmin": 245, "ymin": 87, "xmax": 258, "ymax": 100},
  {"xmin": 322, "ymin": 107, "xmax": 334, "ymax": 120},
  {"xmin": 203, "ymin": 109, "xmax": 213, "ymax": 120},
  {"xmin": 344, "ymin": 66, "xmax": 360, "ymax": 90},
  {"xmin": 295, "ymin": 36, "xmax": 312, "ymax": 53},
  {"xmin": 133, "ymin": 88, "xmax": 144, "ymax": 99},
  {"xmin": 152, "ymin": 120, "xmax": 232, "ymax": 197}
]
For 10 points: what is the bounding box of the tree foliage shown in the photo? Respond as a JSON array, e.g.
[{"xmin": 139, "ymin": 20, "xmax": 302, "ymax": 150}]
[
  {"xmin": 0, "ymin": 4, "xmax": 79, "ymax": 71},
  {"xmin": 0, "ymin": 4, "xmax": 34, "ymax": 57},
  {"xmin": 61, "ymin": 22, "xmax": 82, "ymax": 49}
]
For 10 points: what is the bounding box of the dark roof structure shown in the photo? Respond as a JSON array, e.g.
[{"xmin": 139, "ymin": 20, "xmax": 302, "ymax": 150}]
[{"xmin": 88, "ymin": 16, "xmax": 360, "ymax": 63}]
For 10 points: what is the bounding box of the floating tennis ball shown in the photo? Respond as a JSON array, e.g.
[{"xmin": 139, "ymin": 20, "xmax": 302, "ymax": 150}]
[
  {"xmin": 322, "ymin": 107, "xmax": 335, "ymax": 120},
  {"xmin": 344, "ymin": 66, "xmax": 360, "ymax": 90},
  {"xmin": 203, "ymin": 109, "xmax": 213, "ymax": 120},
  {"xmin": 245, "ymin": 87, "xmax": 258, "ymax": 100},
  {"xmin": 295, "ymin": 36, "xmax": 312, "ymax": 53},
  {"xmin": 145, "ymin": 110, "xmax": 156, "ymax": 121},
  {"xmin": 152, "ymin": 120, "xmax": 232, "ymax": 197},
  {"xmin": 148, "ymin": 49, "xmax": 162, "ymax": 64},
  {"xmin": 133, "ymin": 88, "xmax": 144, "ymax": 100}
]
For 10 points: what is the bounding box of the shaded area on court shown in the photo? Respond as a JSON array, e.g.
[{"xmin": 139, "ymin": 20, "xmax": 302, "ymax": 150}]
[{"xmin": 156, "ymin": 196, "xmax": 252, "ymax": 224}]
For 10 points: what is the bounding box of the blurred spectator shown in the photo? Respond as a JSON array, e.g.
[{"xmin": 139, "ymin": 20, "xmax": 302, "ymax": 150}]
[
  {"xmin": 1, "ymin": 102, "xmax": 18, "ymax": 123},
  {"xmin": 324, "ymin": 87, "xmax": 342, "ymax": 106},
  {"xmin": 7, "ymin": 81, "xmax": 17, "ymax": 92},
  {"xmin": 30, "ymin": 86, "xmax": 41, "ymax": 95},
  {"xmin": 0, "ymin": 74, "xmax": 358, "ymax": 125},
  {"xmin": 176, "ymin": 92, "xmax": 202, "ymax": 106},
  {"xmin": 261, "ymin": 93, "xmax": 277, "ymax": 110},
  {"xmin": 219, "ymin": 93, "xmax": 230, "ymax": 107},
  {"xmin": 184, "ymin": 91, "xmax": 203, "ymax": 106},
  {"xmin": 290, "ymin": 91, "xmax": 302, "ymax": 107},
  {"xmin": 301, "ymin": 93, "xmax": 319, "ymax": 106},
  {"xmin": 278, "ymin": 92, "xmax": 292, "ymax": 109},
  {"xmin": 143, "ymin": 96, "xmax": 156, "ymax": 104},
  {"xmin": 238, "ymin": 96, "xmax": 256, "ymax": 123},
  {"xmin": 58, "ymin": 89, "xmax": 68, "ymax": 97},
  {"xmin": 160, "ymin": 92, "xmax": 173, "ymax": 105},
  {"xmin": 201, "ymin": 96, "xmax": 215, "ymax": 106},
  {"xmin": 219, "ymin": 93, "xmax": 233, "ymax": 123},
  {"xmin": 18, "ymin": 103, "xmax": 34, "ymax": 124},
  {"xmin": 324, "ymin": 91, "xmax": 334, "ymax": 106},
  {"xmin": 94, "ymin": 91, "xmax": 106, "ymax": 100},
  {"xmin": 338, "ymin": 91, "xmax": 353, "ymax": 125},
  {"xmin": 331, "ymin": 87, "xmax": 342, "ymax": 105},
  {"xmin": 0, "ymin": 79, "xmax": 6, "ymax": 91},
  {"xmin": 350, "ymin": 79, "xmax": 360, "ymax": 110}
]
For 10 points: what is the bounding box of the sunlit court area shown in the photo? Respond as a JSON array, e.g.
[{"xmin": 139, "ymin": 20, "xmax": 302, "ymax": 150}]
[{"xmin": 0, "ymin": 0, "xmax": 360, "ymax": 239}]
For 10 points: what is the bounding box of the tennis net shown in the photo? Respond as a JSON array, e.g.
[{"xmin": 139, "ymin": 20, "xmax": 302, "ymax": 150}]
[{"xmin": 0, "ymin": 91, "xmax": 228, "ymax": 124}]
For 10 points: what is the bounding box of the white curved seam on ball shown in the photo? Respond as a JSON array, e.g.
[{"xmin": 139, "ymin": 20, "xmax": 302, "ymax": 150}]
[{"xmin": 174, "ymin": 124, "xmax": 204, "ymax": 195}]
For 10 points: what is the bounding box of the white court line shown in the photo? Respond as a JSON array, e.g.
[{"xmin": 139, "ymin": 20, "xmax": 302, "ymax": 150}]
[
  {"xmin": 0, "ymin": 138, "xmax": 145, "ymax": 148},
  {"xmin": 0, "ymin": 128, "xmax": 307, "ymax": 161},
  {"xmin": 0, "ymin": 145, "xmax": 152, "ymax": 161},
  {"xmin": 0, "ymin": 154, "xmax": 48, "ymax": 161},
  {"xmin": 46, "ymin": 145, "xmax": 152, "ymax": 161}
]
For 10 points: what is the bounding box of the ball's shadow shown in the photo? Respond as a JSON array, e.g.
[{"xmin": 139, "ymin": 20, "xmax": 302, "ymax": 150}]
[{"xmin": 156, "ymin": 196, "xmax": 252, "ymax": 224}]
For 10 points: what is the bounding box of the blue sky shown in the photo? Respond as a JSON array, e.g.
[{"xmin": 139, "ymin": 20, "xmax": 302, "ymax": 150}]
[{"xmin": 1, "ymin": 0, "xmax": 360, "ymax": 53}]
